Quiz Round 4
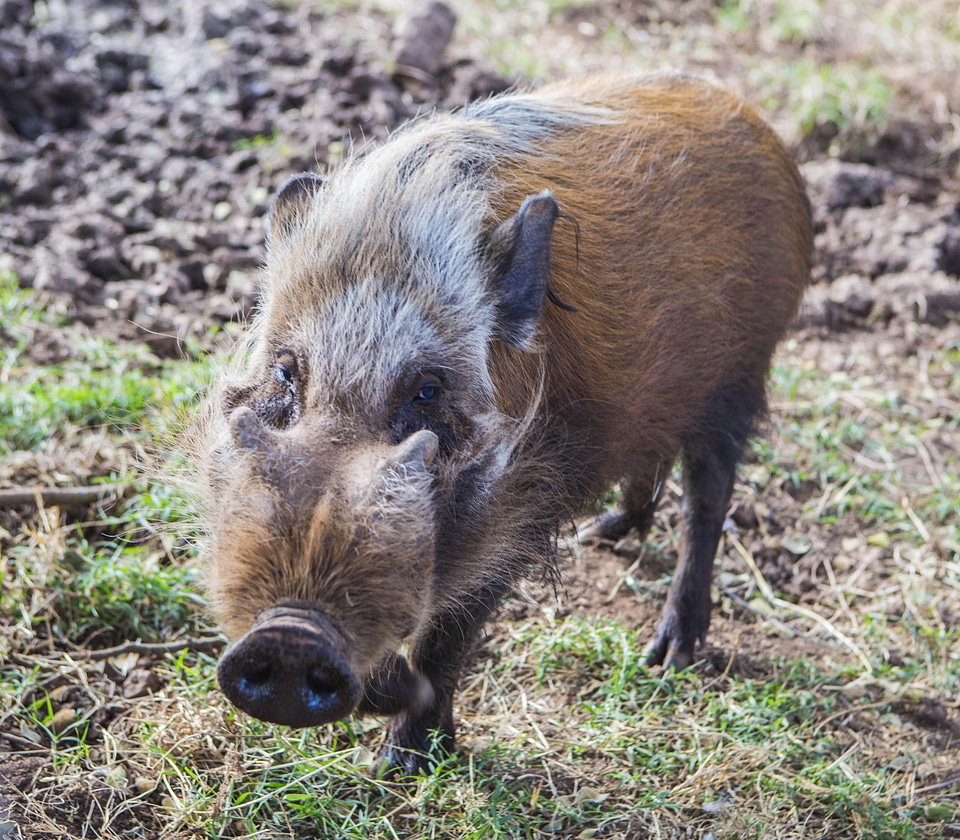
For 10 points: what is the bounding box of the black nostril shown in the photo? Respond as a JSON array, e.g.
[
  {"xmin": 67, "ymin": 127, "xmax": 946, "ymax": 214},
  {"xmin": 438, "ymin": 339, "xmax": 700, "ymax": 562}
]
[
  {"xmin": 240, "ymin": 661, "xmax": 272, "ymax": 690},
  {"xmin": 305, "ymin": 668, "xmax": 337, "ymax": 697},
  {"xmin": 302, "ymin": 667, "xmax": 343, "ymax": 717}
]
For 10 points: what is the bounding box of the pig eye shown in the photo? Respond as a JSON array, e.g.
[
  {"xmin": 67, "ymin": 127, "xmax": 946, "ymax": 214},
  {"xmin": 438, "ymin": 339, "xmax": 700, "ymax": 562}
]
[
  {"xmin": 248, "ymin": 350, "xmax": 301, "ymax": 430},
  {"xmin": 413, "ymin": 380, "xmax": 441, "ymax": 404},
  {"xmin": 275, "ymin": 362, "xmax": 295, "ymax": 390},
  {"xmin": 272, "ymin": 351, "xmax": 298, "ymax": 392}
]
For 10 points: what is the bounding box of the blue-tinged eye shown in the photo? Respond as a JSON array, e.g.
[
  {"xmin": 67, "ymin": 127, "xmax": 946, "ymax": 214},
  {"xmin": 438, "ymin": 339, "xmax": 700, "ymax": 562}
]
[{"xmin": 414, "ymin": 381, "xmax": 441, "ymax": 403}]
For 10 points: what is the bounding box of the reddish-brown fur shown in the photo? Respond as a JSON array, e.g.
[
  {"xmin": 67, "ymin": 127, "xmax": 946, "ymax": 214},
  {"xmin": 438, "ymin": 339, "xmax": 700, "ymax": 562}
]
[
  {"xmin": 195, "ymin": 73, "xmax": 812, "ymax": 775},
  {"xmin": 489, "ymin": 76, "xmax": 809, "ymax": 471}
]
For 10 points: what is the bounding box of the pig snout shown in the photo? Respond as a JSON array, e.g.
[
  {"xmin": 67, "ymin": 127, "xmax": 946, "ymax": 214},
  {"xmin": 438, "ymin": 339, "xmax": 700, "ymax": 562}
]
[{"xmin": 217, "ymin": 606, "xmax": 361, "ymax": 728}]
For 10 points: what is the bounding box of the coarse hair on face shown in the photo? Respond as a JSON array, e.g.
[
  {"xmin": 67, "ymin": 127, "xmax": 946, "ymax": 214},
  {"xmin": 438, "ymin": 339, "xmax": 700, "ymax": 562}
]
[
  {"xmin": 199, "ymin": 407, "xmax": 441, "ymax": 678},
  {"xmin": 253, "ymin": 91, "xmax": 612, "ymax": 406},
  {"xmin": 189, "ymin": 86, "xmax": 617, "ymax": 616}
]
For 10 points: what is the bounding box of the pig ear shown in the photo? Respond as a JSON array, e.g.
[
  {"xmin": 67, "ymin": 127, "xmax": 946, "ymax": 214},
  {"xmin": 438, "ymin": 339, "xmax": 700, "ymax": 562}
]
[
  {"xmin": 266, "ymin": 173, "xmax": 326, "ymax": 247},
  {"xmin": 487, "ymin": 191, "xmax": 560, "ymax": 350}
]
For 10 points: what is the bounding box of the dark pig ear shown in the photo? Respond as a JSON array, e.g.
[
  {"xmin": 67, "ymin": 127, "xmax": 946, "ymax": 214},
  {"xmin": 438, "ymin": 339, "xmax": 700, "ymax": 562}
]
[
  {"xmin": 487, "ymin": 190, "xmax": 560, "ymax": 350},
  {"xmin": 266, "ymin": 173, "xmax": 326, "ymax": 247}
]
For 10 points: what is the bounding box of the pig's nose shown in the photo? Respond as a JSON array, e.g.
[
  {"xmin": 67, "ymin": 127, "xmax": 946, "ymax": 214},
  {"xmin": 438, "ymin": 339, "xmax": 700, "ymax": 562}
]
[{"xmin": 217, "ymin": 609, "xmax": 361, "ymax": 728}]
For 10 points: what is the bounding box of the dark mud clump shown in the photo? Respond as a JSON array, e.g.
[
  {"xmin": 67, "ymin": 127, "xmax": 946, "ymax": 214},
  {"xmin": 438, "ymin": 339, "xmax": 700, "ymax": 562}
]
[{"xmin": 0, "ymin": 0, "xmax": 509, "ymax": 358}]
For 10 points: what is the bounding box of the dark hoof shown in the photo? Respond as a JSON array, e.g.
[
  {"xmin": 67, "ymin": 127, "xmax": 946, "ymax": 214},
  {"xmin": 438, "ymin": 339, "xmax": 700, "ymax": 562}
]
[
  {"xmin": 641, "ymin": 635, "xmax": 695, "ymax": 671},
  {"xmin": 642, "ymin": 606, "xmax": 705, "ymax": 671},
  {"xmin": 577, "ymin": 509, "xmax": 633, "ymax": 544},
  {"xmin": 374, "ymin": 715, "xmax": 455, "ymax": 777},
  {"xmin": 373, "ymin": 744, "xmax": 436, "ymax": 778}
]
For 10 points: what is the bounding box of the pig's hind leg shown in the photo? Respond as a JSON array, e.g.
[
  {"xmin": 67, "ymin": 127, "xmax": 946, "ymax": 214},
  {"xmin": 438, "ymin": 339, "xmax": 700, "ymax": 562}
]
[
  {"xmin": 642, "ymin": 380, "xmax": 762, "ymax": 670},
  {"xmin": 581, "ymin": 459, "xmax": 674, "ymax": 544}
]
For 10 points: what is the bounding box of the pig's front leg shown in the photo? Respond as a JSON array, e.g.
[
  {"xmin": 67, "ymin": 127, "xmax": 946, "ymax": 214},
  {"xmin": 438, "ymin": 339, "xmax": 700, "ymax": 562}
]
[
  {"xmin": 375, "ymin": 584, "xmax": 502, "ymax": 776},
  {"xmin": 358, "ymin": 654, "xmax": 434, "ymax": 718}
]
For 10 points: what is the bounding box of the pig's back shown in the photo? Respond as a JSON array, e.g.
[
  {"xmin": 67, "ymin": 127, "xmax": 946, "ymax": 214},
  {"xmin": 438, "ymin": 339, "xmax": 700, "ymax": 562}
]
[{"xmin": 478, "ymin": 74, "xmax": 812, "ymax": 491}]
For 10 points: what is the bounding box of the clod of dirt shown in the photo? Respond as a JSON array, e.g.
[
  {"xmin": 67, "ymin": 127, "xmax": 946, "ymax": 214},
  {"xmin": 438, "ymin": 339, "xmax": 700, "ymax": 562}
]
[
  {"xmin": 730, "ymin": 499, "xmax": 760, "ymax": 531},
  {"xmin": 803, "ymin": 159, "xmax": 893, "ymax": 212},
  {"xmin": 938, "ymin": 217, "xmax": 960, "ymax": 276},
  {"xmin": 799, "ymin": 155, "xmax": 960, "ymax": 330},
  {"xmin": 819, "ymin": 274, "xmax": 877, "ymax": 328},
  {"xmin": 394, "ymin": 2, "xmax": 458, "ymax": 82},
  {"xmin": 876, "ymin": 271, "xmax": 960, "ymax": 327},
  {"xmin": 899, "ymin": 697, "xmax": 960, "ymax": 748},
  {"xmin": 0, "ymin": 755, "xmax": 45, "ymax": 818}
]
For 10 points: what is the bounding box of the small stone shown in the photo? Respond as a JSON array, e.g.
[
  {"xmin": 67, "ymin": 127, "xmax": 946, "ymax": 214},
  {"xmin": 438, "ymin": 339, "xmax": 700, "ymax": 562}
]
[
  {"xmin": 832, "ymin": 554, "xmax": 853, "ymax": 572},
  {"xmin": 48, "ymin": 685, "xmax": 72, "ymax": 703},
  {"xmin": 105, "ymin": 764, "xmax": 128, "ymax": 789},
  {"xmin": 123, "ymin": 668, "xmax": 164, "ymax": 699},
  {"xmin": 50, "ymin": 707, "xmax": 77, "ymax": 734},
  {"xmin": 780, "ymin": 533, "xmax": 812, "ymax": 556}
]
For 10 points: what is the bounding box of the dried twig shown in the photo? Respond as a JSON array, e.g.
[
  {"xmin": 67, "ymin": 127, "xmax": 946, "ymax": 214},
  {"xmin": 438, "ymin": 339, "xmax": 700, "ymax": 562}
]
[
  {"xmin": 85, "ymin": 637, "xmax": 226, "ymax": 661},
  {"xmin": 911, "ymin": 775, "xmax": 960, "ymax": 797},
  {"xmin": 0, "ymin": 731, "xmax": 46, "ymax": 751},
  {"xmin": 0, "ymin": 484, "xmax": 131, "ymax": 508}
]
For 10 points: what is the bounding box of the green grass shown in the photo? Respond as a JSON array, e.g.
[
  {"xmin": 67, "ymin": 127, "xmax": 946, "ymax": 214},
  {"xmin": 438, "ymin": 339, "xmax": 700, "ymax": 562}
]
[
  {"xmin": 0, "ymin": 274, "xmax": 212, "ymax": 456},
  {"xmin": 65, "ymin": 615, "xmax": 944, "ymax": 838},
  {"xmin": 0, "ymin": 275, "xmax": 214, "ymax": 647},
  {"xmin": 0, "ymin": 348, "xmax": 208, "ymax": 458},
  {"xmin": 0, "ymin": 353, "xmax": 193, "ymax": 453},
  {"xmin": 762, "ymin": 358, "xmax": 958, "ymax": 544},
  {"xmin": 716, "ymin": 0, "xmax": 821, "ymax": 44},
  {"xmin": 773, "ymin": 59, "xmax": 894, "ymax": 145}
]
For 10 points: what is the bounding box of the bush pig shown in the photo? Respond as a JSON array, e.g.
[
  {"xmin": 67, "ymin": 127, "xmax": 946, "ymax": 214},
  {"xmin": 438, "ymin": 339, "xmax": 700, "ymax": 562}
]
[{"xmin": 194, "ymin": 73, "xmax": 813, "ymax": 774}]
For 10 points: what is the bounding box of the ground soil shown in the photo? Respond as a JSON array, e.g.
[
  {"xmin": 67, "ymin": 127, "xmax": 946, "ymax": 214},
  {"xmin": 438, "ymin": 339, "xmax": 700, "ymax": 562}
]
[{"xmin": 1, "ymin": 0, "xmax": 959, "ymax": 836}]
